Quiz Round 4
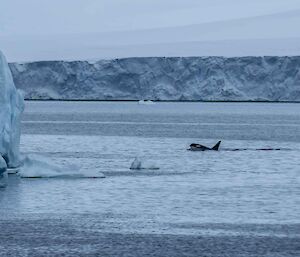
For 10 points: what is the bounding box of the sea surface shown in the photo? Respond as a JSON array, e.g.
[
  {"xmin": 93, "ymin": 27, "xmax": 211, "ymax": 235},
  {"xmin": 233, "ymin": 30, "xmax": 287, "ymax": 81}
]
[{"xmin": 1, "ymin": 101, "xmax": 299, "ymax": 256}]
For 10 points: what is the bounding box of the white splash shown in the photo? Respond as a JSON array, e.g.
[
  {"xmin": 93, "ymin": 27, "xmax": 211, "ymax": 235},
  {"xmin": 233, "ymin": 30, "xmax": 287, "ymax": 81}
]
[
  {"xmin": 130, "ymin": 157, "xmax": 159, "ymax": 170},
  {"xmin": 19, "ymin": 155, "xmax": 105, "ymax": 179}
]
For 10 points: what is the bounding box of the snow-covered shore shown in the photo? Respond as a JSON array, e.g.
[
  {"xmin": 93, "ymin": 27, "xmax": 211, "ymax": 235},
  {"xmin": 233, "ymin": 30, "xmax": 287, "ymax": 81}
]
[{"xmin": 10, "ymin": 56, "xmax": 300, "ymax": 101}]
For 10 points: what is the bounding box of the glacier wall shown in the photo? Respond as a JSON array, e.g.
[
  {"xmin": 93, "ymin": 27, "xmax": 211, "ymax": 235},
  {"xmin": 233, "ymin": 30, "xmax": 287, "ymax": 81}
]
[
  {"xmin": 0, "ymin": 51, "xmax": 24, "ymax": 168},
  {"xmin": 9, "ymin": 56, "xmax": 300, "ymax": 101}
]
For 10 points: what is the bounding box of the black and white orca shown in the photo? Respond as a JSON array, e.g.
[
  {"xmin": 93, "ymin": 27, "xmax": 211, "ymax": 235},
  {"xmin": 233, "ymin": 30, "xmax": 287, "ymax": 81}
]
[{"xmin": 188, "ymin": 141, "xmax": 221, "ymax": 151}]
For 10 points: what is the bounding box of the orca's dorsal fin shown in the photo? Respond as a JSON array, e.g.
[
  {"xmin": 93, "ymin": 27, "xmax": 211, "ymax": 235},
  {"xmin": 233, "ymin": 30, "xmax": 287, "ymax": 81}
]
[{"xmin": 211, "ymin": 141, "xmax": 221, "ymax": 151}]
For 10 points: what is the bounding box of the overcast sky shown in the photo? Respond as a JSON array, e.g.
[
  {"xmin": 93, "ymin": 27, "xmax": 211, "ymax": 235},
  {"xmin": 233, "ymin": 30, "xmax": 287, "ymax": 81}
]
[
  {"xmin": 1, "ymin": 0, "xmax": 300, "ymax": 61},
  {"xmin": 1, "ymin": 0, "xmax": 300, "ymax": 36}
]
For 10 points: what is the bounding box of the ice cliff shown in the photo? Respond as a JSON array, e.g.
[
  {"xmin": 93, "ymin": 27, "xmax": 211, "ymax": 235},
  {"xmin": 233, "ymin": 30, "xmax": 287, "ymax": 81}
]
[
  {"xmin": 0, "ymin": 51, "xmax": 24, "ymax": 169},
  {"xmin": 9, "ymin": 56, "xmax": 300, "ymax": 101}
]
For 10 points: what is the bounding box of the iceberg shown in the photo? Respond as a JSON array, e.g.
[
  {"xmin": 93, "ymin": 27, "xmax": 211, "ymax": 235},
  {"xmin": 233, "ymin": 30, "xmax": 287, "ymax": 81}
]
[
  {"xmin": 0, "ymin": 156, "xmax": 8, "ymax": 188},
  {"xmin": 0, "ymin": 50, "xmax": 24, "ymax": 170}
]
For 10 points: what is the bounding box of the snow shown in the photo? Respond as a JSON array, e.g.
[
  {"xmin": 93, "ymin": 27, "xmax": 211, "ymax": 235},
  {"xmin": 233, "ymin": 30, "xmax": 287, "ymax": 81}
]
[
  {"xmin": 9, "ymin": 56, "xmax": 300, "ymax": 101},
  {"xmin": 19, "ymin": 154, "xmax": 105, "ymax": 178},
  {"xmin": 0, "ymin": 51, "xmax": 24, "ymax": 168}
]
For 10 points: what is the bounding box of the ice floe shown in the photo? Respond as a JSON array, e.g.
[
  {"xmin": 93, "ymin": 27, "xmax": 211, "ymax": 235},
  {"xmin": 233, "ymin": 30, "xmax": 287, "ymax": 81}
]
[{"xmin": 19, "ymin": 155, "xmax": 105, "ymax": 179}]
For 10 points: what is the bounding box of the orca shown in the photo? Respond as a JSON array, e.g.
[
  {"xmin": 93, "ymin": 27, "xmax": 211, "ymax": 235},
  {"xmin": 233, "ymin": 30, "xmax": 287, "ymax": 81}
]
[{"xmin": 189, "ymin": 141, "xmax": 221, "ymax": 151}]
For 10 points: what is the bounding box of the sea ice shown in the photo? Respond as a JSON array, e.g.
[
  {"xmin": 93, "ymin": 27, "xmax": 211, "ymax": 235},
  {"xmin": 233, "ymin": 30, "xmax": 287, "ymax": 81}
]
[{"xmin": 19, "ymin": 155, "xmax": 105, "ymax": 178}]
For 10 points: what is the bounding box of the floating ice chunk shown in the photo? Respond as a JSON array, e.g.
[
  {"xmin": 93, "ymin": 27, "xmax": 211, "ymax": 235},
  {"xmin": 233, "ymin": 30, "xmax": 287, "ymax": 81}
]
[
  {"xmin": 130, "ymin": 157, "xmax": 159, "ymax": 170},
  {"xmin": 19, "ymin": 155, "xmax": 105, "ymax": 178},
  {"xmin": 138, "ymin": 100, "xmax": 154, "ymax": 105},
  {"xmin": 0, "ymin": 156, "xmax": 8, "ymax": 188},
  {"xmin": 7, "ymin": 168, "xmax": 19, "ymax": 174}
]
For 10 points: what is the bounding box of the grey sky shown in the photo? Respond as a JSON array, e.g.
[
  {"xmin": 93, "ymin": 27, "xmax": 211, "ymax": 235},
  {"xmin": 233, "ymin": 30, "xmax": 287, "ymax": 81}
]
[
  {"xmin": 1, "ymin": 0, "xmax": 300, "ymax": 36},
  {"xmin": 1, "ymin": 0, "xmax": 300, "ymax": 61}
]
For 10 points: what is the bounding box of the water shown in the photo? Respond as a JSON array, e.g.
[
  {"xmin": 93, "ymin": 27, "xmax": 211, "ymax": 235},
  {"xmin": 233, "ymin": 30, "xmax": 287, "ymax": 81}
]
[
  {"xmin": 1, "ymin": 101, "xmax": 300, "ymax": 256},
  {"xmin": 21, "ymin": 101, "xmax": 300, "ymax": 141}
]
